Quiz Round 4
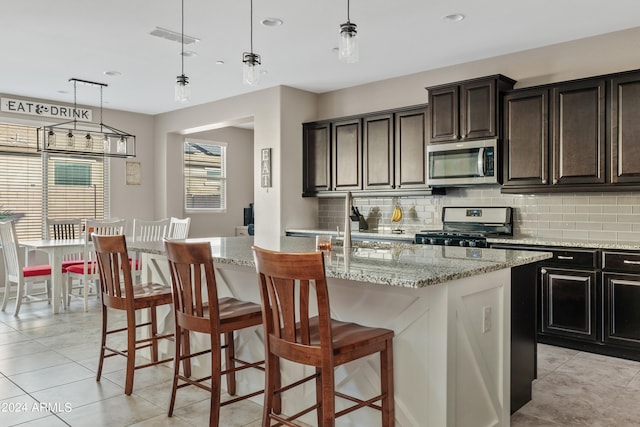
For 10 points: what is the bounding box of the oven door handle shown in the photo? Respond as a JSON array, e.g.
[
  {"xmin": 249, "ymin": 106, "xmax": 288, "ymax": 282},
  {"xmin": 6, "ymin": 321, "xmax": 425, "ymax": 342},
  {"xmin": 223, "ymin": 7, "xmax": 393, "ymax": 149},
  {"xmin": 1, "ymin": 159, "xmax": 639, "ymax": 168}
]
[{"xmin": 477, "ymin": 147, "xmax": 485, "ymax": 177}]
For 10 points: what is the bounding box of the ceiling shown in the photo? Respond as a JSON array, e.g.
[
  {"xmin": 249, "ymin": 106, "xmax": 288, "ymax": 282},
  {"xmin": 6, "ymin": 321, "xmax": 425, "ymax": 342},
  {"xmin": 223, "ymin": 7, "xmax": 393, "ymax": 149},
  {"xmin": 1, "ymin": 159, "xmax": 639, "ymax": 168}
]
[{"xmin": 3, "ymin": 0, "xmax": 640, "ymax": 116}]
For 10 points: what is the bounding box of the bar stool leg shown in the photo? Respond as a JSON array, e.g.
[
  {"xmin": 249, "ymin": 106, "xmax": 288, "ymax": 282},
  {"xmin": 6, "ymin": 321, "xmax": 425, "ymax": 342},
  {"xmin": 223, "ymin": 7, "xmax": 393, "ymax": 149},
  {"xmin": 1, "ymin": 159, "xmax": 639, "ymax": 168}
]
[{"xmin": 225, "ymin": 331, "xmax": 236, "ymax": 395}]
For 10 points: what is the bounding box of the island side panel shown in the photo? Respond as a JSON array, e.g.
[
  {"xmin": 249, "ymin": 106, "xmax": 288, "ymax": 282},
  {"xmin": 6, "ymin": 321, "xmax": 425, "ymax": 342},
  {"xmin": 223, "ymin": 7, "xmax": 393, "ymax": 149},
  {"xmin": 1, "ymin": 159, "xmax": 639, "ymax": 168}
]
[{"xmin": 448, "ymin": 268, "xmax": 511, "ymax": 427}]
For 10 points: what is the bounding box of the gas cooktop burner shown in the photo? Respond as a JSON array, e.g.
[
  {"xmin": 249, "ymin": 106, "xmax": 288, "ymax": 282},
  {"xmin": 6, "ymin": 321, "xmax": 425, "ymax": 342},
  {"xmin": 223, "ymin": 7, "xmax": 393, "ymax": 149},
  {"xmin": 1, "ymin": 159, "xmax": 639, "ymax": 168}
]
[
  {"xmin": 414, "ymin": 232, "xmax": 490, "ymax": 247},
  {"xmin": 414, "ymin": 206, "xmax": 513, "ymax": 247}
]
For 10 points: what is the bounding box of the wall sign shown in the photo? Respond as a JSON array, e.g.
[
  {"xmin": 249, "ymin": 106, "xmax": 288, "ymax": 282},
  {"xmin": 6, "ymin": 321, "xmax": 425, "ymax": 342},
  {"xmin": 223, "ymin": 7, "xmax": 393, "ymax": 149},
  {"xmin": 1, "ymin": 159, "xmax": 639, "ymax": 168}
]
[
  {"xmin": 261, "ymin": 148, "xmax": 271, "ymax": 188},
  {"xmin": 1, "ymin": 97, "xmax": 93, "ymax": 122},
  {"xmin": 126, "ymin": 161, "xmax": 141, "ymax": 185}
]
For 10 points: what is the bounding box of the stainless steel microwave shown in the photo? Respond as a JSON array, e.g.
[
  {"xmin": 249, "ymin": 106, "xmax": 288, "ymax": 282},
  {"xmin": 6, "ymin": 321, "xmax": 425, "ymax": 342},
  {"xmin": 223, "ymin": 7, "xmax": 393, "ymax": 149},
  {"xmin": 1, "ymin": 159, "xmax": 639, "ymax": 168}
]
[{"xmin": 427, "ymin": 139, "xmax": 500, "ymax": 187}]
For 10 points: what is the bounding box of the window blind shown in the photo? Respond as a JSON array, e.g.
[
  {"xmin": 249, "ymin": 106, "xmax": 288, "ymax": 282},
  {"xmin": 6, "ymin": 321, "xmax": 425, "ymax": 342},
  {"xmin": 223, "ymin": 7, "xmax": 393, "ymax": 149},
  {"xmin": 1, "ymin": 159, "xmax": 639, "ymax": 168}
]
[
  {"xmin": 0, "ymin": 122, "xmax": 109, "ymax": 240},
  {"xmin": 184, "ymin": 139, "xmax": 227, "ymax": 211}
]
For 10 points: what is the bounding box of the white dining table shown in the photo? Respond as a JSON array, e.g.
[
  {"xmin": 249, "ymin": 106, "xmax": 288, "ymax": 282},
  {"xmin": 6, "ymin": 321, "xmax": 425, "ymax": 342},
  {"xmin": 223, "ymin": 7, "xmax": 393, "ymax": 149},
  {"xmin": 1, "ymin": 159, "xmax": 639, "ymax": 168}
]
[{"xmin": 19, "ymin": 238, "xmax": 85, "ymax": 314}]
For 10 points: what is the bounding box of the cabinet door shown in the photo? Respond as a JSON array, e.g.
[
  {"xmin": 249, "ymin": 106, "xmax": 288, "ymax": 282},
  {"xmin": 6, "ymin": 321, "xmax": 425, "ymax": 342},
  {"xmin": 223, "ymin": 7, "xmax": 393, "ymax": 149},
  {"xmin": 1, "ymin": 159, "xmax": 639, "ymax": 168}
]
[
  {"xmin": 603, "ymin": 272, "xmax": 640, "ymax": 349},
  {"xmin": 429, "ymin": 85, "xmax": 459, "ymax": 142},
  {"xmin": 460, "ymin": 79, "xmax": 497, "ymax": 140},
  {"xmin": 551, "ymin": 79, "xmax": 606, "ymax": 185},
  {"xmin": 610, "ymin": 73, "xmax": 640, "ymax": 184},
  {"xmin": 363, "ymin": 114, "xmax": 394, "ymax": 189},
  {"xmin": 540, "ymin": 267, "xmax": 598, "ymax": 342},
  {"xmin": 302, "ymin": 122, "xmax": 331, "ymax": 195},
  {"xmin": 395, "ymin": 108, "xmax": 428, "ymax": 188},
  {"xmin": 503, "ymin": 89, "xmax": 549, "ymax": 186},
  {"xmin": 332, "ymin": 119, "xmax": 362, "ymax": 191}
]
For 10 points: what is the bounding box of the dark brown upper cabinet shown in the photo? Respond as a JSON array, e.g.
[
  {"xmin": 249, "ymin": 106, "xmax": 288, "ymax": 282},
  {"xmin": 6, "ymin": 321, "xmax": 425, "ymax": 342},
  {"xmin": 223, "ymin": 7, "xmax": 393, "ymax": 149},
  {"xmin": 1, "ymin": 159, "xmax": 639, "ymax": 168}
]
[
  {"xmin": 499, "ymin": 73, "xmax": 640, "ymax": 194},
  {"xmin": 427, "ymin": 75, "xmax": 515, "ymax": 143},
  {"xmin": 503, "ymin": 88, "xmax": 549, "ymax": 187},
  {"xmin": 302, "ymin": 121, "xmax": 331, "ymax": 195},
  {"xmin": 395, "ymin": 108, "xmax": 428, "ymax": 189},
  {"xmin": 610, "ymin": 72, "xmax": 640, "ymax": 184},
  {"xmin": 332, "ymin": 118, "xmax": 362, "ymax": 191},
  {"xmin": 303, "ymin": 105, "xmax": 437, "ymax": 197},
  {"xmin": 363, "ymin": 113, "xmax": 394, "ymax": 190},
  {"xmin": 363, "ymin": 107, "xmax": 428, "ymax": 190},
  {"xmin": 551, "ymin": 79, "xmax": 606, "ymax": 186}
]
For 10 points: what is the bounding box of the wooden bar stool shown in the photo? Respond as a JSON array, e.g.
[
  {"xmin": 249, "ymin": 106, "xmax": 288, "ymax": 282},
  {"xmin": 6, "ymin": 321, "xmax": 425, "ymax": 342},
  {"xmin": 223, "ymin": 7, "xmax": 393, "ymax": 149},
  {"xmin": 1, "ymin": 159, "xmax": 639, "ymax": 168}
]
[
  {"xmin": 164, "ymin": 240, "xmax": 265, "ymax": 426},
  {"xmin": 92, "ymin": 234, "xmax": 174, "ymax": 395},
  {"xmin": 252, "ymin": 246, "xmax": 395, "ymax": 427}
]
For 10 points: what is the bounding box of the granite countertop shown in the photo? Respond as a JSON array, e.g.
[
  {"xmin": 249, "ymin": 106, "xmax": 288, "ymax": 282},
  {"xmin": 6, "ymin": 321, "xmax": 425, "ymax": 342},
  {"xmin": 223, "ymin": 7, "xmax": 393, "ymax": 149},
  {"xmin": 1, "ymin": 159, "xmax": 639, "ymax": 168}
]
[
  {"xmin": 130, "ymin": 236, "xmax": 551, "ymax": 289},
  {"xmin": 286, "ymin": 228, "xmax": 640, "ymax": 251}
]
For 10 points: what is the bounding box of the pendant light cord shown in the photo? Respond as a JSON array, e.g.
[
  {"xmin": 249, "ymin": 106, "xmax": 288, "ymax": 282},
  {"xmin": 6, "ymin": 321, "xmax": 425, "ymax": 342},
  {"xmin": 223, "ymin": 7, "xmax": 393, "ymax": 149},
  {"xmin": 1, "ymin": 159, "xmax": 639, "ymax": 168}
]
[
  {"xmin": 347, "ymin": 0, "xmax": 350, "ymax": 23},
  {"xmin": 181, "ymin": 0, "xmax": 185, "ymax": 75},
  {"xmin": 73, "ymin": 80, "xmax": 77, "ymax": 130},
  {"xmin": 250, "ymin": 0, "xmax": 254, "ymax": 53}
]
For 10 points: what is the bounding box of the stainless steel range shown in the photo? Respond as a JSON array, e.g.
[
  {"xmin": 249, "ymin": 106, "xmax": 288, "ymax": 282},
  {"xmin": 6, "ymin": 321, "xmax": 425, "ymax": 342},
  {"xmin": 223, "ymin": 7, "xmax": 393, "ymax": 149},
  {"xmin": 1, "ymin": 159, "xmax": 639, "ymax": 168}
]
[{"xmin": 414, "ymin": 207, "xmax": 513, "ymax": 248}]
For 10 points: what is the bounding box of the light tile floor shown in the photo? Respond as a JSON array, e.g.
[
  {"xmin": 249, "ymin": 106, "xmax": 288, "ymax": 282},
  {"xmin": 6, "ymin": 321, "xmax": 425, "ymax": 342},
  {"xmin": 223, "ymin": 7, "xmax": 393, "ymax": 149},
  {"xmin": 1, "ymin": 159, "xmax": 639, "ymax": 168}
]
[{"xmin": 2, "ymin": 295, "xmax": 640, "ymax": 426}]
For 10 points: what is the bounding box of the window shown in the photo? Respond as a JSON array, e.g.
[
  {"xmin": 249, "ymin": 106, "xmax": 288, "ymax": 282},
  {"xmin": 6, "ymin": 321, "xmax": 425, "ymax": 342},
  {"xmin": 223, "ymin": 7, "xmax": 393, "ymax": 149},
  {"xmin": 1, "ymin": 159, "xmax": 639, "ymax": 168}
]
[
  {"xmin": 184, "ymin": 139, "xmax": 227, "ymax": 211},
  {"xmin": 0, "ymin": 122, "xmax": 109, "ymax": 239}
]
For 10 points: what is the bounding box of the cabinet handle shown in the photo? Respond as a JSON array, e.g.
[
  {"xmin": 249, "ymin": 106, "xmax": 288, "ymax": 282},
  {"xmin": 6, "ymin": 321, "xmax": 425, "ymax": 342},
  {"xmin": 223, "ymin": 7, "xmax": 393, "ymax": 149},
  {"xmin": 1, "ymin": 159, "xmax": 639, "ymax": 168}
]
[
  {"xmin": 623, "ymin": 259, "xmax": 640, "ymax": 265},
  {"xmin": 556, "ymin": 255, "xmax": 574, "ymax": 260}
]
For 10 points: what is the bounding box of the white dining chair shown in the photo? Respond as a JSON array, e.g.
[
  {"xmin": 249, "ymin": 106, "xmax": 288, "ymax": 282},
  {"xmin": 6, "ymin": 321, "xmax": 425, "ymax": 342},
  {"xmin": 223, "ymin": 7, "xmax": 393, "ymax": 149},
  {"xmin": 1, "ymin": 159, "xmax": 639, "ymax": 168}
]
[
  {"xmin": 65, "ymin": 218, "xmax": 126, "ymax": 311},
  {"xmin": 45, "ymin": 218, "xmax": 85, "ymax": 271},
  {"xmin": 0, "ymin": 220, "xmax": 53, "ymax": 315},
  {"xmin": 130, "ymin": 218, "xmax": 170, "ymax": 283},
  {"xmin": 168, "ymin": 217, "xmax": 190, "ymax": 239}
]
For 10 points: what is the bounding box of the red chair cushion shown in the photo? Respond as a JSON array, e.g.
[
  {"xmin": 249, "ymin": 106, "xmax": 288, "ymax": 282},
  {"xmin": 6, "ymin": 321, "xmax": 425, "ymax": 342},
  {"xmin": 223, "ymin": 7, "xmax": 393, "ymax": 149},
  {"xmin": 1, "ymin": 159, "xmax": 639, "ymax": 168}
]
[
  {"xmin": 62, "ymin": 260, "xmax": 85, "ymax": 269},
  {"xmin": 23, "ymin": 265, "xmax": 52, "ymax": 277},
  {"xmin": 65, "ymin": 262, "xmax": 97, "ymax": 274}
]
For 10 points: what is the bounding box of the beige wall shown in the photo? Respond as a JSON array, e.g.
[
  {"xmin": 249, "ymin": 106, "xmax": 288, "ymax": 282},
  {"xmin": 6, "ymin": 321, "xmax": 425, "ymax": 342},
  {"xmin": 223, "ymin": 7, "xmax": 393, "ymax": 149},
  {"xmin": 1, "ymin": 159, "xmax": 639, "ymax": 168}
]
[
  {"xmin": 316, "ymin": 26, "xmax": 640, "ymax": 120},
  {"xmin": 153, "ymin": 86, "xmax": 318, "ymax": 243},
  {"xmin": 0, "ymin": 95, "xmax": 155, "ymax": 235},
  {"xmin": 185, "ymin": 127, "xmax": 254, "ymax": 238}
]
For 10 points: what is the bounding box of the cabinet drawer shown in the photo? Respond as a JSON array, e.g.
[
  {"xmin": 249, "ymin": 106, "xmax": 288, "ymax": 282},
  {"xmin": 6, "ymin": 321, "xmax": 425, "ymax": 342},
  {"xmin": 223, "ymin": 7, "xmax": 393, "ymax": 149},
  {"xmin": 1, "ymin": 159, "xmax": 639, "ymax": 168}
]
[
  {"xmin": 545, "ymin": 249, "xmax": 599, "ymax": 268},
  {"xmin": 602, "ymin": 251, "xmax": 640, "ymax": 272}
]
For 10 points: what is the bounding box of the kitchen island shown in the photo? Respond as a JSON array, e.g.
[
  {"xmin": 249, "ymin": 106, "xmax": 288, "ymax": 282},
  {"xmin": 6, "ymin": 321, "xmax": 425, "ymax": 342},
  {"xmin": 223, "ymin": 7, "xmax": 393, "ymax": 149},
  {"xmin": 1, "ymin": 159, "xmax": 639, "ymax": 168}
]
[{"xmin": 130, "ymin": 236, "xmax": 551, "ymax": 427}]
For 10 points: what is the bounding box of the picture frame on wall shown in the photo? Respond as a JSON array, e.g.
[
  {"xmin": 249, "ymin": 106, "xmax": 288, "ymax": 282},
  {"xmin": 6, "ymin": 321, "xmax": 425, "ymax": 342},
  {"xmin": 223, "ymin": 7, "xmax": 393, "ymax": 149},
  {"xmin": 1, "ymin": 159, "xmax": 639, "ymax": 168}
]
[
  {"xmin": 126, "ymin": 161, "xmax": 141, "ymax": 185},
  {"xmin": 261, "ymin": 148, "xmax": 271, "ymax": 188}
]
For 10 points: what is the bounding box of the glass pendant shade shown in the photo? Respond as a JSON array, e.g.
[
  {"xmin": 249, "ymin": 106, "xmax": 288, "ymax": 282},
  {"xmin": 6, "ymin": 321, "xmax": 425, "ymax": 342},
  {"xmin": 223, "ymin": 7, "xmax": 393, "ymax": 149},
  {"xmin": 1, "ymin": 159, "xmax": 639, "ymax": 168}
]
[
  {"xmin": 339, "ymin": 22, "xmax": 358, "ymax": 63},
  {"xmin": 175, "ymin": 74, "xmax": 190, "ymax": 102},
  {"xmin": 117, "ymin": 137, "xmax": 127, "ymax": 154},
  {"xmin": 243, "ymin": 53, "xmax": 261, "ymax": 86},
  {"xmin": 47, "ymin": 130, "xmax": 56, "ymax": 147},
  {"xmin": 66, "ymin": 130, "xmax": 75, "ymax": 147}
]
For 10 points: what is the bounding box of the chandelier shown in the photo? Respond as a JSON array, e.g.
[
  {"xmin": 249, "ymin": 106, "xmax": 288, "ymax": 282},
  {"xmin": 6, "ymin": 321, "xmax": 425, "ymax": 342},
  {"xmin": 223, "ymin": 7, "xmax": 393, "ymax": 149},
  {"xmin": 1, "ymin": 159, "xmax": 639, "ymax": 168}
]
[{"xmin": 37, "ymin": 78, "xmax": 136, "ymax": 158}]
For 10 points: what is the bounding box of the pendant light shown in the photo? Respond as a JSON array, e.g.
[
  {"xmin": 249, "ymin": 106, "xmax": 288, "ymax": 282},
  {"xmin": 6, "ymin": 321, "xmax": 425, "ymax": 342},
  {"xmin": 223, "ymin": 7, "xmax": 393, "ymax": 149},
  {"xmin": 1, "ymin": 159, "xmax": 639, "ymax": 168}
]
[
  {"xmin": 175, "ymin": 0, "xmax": 190, "ymax": 102},
  {"xmin": 242, "ymin": 0, "xmax": 261, "ymax": 86},
  {"xmin": 39, "ymin": 78, "xmax": 136, "ymax": 158},
  {"xmin": 339, "ymin": 0, "xmax": 358, "ymax": 63}
]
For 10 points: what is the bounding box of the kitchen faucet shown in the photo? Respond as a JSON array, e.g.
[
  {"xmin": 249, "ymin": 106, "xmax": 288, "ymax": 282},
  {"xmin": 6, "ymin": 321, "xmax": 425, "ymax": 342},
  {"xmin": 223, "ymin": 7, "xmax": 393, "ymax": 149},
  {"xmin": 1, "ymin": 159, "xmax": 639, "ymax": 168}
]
[{"xmin": 343, "ymin": 191, "xmax": 352, "ymax": 248}]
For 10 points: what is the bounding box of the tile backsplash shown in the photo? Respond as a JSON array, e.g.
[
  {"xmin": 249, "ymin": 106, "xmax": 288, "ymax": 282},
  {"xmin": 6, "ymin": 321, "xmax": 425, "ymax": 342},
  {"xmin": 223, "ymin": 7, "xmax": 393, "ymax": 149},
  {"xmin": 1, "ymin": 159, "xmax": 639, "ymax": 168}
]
[{"xmin": 318, "ymin": 186, "xmax": 640, "ymax": 243}]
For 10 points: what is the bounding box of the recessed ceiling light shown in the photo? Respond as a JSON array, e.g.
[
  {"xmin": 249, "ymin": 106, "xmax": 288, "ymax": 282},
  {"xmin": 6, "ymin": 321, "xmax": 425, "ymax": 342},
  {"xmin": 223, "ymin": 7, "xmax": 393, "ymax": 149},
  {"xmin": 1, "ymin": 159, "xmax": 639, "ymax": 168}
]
[
  {"xmin": 216, "ymin": 60, "xmax": 225, "ymax": 65},
  {"xmin": 180, "ymin": 50, "xmax": 197, "ymax": 57},
  {"xmin": 442, "ymin": 13, "xmax": 465, "ymax": 22},
  {"xmin": 103, "ymin": 71, "xmax": 122, "ymax": 77},
  {"xmin": 261, "ymin": 17, "xmax": 283, "ymax": 27}
]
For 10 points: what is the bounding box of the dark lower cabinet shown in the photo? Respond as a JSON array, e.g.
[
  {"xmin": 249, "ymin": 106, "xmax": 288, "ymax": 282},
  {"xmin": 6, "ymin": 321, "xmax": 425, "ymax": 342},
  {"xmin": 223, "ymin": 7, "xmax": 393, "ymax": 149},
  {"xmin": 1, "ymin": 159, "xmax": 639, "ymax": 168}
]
[
  {"xmin": 493, "ymin": 244, "xmax": 640, "ymax": 363},
  {"xmin": 602, "ymin": 251, "xmax": 640, "ymax": 351},
  {"xmin": 603, "ymin": 272, "xmax": 640, "ymax": 349},
  {"xmin": 540, "ymin": 267, "xmax": 599, "ymax": 342}
]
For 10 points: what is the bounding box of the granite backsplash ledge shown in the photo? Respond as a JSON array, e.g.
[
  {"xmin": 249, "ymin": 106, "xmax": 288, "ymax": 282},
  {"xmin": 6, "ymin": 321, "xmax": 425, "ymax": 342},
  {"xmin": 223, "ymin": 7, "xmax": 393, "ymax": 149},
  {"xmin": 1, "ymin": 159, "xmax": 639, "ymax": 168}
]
[{"xmin": 317, "ymin": 186, "xmax": 640, "ymax": 244}]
